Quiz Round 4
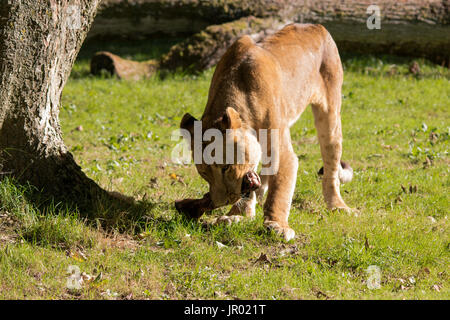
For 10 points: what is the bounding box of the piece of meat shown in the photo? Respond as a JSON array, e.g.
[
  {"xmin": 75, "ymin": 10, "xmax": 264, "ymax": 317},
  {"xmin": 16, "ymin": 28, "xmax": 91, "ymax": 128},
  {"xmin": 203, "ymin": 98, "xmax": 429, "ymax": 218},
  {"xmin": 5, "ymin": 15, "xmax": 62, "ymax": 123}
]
[
  {"xmin": 175, "ymin": 192, "xmax": 215, "ymax": 219},
  {"xmin": 241, "ymin": 170, "xmax": 261, "ymax": 194}
]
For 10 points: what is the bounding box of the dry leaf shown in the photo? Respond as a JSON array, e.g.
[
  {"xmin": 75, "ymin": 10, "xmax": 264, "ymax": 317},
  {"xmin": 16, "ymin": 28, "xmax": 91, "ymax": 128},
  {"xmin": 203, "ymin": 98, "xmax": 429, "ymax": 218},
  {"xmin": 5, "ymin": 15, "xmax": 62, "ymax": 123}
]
[
  {"xmin": 254, "ymin": 253, "xmax": 271, "ymax": 264},
  {"xmin": 432, "ymin": 284, "xmax": 441, "ymax": 292},
  {"xmin": 169, "ymin": 173, "xmax": 177, "ymax": 180},
  {"xmin": 215, "ymin": 241, "xmax": 227, "ymax": 249},
  {"xmin": 279, "ymin": 245, "xmax": 299, "ymax": 257},
  {"xmin": 427, "ymin": 216, "xmax": 437, "ymax": 223},
  {"xmin": 81, "ymin": 272, "xmax": 92, "ymax": 282},
  {"xmin": 312, "ymin": 287, "xmax": 330, "ymax": 299}
]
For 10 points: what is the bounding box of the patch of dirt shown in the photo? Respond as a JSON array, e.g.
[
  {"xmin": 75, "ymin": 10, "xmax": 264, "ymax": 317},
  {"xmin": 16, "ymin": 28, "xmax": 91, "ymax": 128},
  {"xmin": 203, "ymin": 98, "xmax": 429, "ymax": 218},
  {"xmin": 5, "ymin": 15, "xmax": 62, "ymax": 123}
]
[
  {"xmin": 0, "ymin": 231, "xmax": 17, "ymax": 247},
  {"xmin": 0, "ymin": 212, "xmax": 20, "ymax": 247},
  {"xmin": 98, "ymin": 232, "xmax": 139, "ymax": 251}
]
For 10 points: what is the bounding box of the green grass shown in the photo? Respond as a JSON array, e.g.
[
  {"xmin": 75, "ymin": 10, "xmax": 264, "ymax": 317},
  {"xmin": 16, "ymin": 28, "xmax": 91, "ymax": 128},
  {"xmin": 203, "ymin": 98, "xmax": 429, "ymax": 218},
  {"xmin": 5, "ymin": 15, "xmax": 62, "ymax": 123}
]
[{"xmin": 0, "ymin": 38, "xmax": 449, "ymax": 299}]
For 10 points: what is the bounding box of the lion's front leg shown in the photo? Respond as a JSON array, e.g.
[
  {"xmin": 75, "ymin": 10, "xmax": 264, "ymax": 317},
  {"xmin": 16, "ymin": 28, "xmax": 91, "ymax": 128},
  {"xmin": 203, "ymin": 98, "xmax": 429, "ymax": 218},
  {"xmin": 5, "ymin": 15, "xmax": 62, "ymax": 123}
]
[
  {"xmin": 263, "ymin": 139, "xmax": 298, "ymax": 241},
  {"xmin": 228, "ymin": 191, "xmax": 257, "ymax": 218}
]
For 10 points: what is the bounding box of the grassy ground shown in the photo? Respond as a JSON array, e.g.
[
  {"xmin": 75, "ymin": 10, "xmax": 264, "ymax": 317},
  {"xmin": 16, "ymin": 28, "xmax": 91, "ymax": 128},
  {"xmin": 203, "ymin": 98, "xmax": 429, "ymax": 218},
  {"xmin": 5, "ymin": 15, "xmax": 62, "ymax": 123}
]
[{"xmin": 0, "ymin": 38, "xmax": 449, "ymax": 299}]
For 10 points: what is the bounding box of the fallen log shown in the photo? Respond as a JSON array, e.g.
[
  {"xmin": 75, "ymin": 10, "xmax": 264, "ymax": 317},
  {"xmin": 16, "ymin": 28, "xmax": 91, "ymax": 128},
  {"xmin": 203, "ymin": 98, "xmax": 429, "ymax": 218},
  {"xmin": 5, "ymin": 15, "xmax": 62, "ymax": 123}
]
[
  {"xmin": 89, "ymin": 0, "xmax": 289, "ymax": 40},
  {"xmin": 90, "ymin": 16, "xmax": 286, "ymax": 79},
  {"xmin": 90, "ymin": 51, "xmax": 158, "ymax": 80},
  {"xmin": 159, "ymin": 16, "xmax": 286, "ymax": 72},
  {"xmin": 90, "ymin": 0, "xmax": 450, "ymax": 79}
]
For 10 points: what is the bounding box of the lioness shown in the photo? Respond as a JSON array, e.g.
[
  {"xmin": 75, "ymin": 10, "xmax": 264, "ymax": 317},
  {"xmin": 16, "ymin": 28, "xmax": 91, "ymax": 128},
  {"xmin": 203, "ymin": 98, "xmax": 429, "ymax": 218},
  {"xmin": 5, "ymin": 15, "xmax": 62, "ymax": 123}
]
[{"xmin": 177, "ymin": 24, "xmax": 353, "ymax": 241}]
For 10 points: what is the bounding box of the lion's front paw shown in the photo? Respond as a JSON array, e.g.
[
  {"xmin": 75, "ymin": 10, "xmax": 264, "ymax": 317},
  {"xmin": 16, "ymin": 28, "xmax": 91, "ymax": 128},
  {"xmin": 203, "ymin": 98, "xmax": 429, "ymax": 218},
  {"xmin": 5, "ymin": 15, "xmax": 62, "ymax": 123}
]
[
  {"xmin": 228, "ymin": 201, "xmax": 255, "ymax": 218},
  {"xmin": 263, "ymin": 220, "xmax": 295, "ymax": 241},
  {"xmin": 214, "ymin": 215, "xmax": 244, "ymax": 226}
]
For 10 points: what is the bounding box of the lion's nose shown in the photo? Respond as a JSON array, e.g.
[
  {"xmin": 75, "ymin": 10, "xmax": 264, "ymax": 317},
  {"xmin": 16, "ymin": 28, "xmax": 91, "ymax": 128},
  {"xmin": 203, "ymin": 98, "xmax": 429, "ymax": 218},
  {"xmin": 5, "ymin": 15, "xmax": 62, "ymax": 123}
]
[{"xmin": 241, "ymin": 171, "xmax": 261, "ymax": 193}]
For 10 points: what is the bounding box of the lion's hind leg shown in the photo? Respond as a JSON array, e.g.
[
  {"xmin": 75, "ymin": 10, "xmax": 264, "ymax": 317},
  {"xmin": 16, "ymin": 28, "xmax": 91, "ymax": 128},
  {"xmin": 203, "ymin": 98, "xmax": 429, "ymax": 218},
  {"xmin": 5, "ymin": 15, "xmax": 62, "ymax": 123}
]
[{"xmin": 311, "ymin": 54, "xmax": 351, "ymax": 211}]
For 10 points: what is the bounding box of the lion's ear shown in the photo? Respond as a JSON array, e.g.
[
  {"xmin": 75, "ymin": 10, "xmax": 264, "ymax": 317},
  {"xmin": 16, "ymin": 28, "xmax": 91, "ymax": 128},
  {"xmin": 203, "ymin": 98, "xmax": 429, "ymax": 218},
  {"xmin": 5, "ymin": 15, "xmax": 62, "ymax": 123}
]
[
  {"xmin": 221, "ymin": 107, "xmax": 242, "ymax": 129},
  {"xmin": 180, "ymin": 113, "xmax": 198, "ymax": 137}
]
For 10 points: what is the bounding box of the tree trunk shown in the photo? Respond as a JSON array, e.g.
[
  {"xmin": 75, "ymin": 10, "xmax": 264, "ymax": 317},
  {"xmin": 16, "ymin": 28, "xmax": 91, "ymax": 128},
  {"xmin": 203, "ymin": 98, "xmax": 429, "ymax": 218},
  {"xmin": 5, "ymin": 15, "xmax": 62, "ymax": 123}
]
[{"xmin": 0, "ymin": 0, "xmax": 105, "ymax": 206}]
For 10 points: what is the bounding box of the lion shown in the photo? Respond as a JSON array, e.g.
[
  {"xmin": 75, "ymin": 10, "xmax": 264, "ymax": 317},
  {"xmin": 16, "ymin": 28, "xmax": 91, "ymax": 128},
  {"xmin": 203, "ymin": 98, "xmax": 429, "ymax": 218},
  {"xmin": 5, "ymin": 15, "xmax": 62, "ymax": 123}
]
[{"xmin": 175, "ymin": 23, "xmax": 353, "ymax": 241}]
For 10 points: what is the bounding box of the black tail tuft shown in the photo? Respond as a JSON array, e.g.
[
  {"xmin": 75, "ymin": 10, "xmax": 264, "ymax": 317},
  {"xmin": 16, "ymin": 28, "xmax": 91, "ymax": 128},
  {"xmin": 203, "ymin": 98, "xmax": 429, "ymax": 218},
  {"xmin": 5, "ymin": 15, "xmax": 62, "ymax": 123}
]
[{"xmin": 317, "ymin": 161, "xmax": 353, "ymax": 184}]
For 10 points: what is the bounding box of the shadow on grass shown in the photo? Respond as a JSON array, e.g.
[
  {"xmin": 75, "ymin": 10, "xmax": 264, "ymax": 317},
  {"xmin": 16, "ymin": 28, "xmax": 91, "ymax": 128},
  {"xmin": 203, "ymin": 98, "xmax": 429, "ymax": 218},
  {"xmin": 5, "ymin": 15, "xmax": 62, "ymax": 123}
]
[
  {"xmin": 0, "ymin": 176, "xmax": 301, "ymax": 251},
  {"xmin": 0, "ymin": 177, "xmax": 176, "ymax": 241}
]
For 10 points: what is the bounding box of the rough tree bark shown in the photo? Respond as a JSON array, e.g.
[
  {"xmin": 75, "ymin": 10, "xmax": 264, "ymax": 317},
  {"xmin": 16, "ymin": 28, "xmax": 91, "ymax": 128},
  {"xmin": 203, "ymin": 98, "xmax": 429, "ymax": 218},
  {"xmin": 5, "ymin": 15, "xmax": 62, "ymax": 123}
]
[
  {"xmin": 0, "ymin": 0, "xmax": 107, "ymax": 206},
  {"xmin": 90, "ymin": 0, "xmax": 449, "ymax": 79}
]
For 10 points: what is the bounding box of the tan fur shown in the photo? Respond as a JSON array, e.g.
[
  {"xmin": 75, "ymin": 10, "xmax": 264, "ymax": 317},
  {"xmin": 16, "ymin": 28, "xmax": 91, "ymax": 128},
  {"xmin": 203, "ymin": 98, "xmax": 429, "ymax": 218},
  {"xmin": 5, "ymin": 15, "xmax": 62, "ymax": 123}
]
[{"xmin": 181, "ymin": 24, "xmax": 351, "ymax": 240}]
